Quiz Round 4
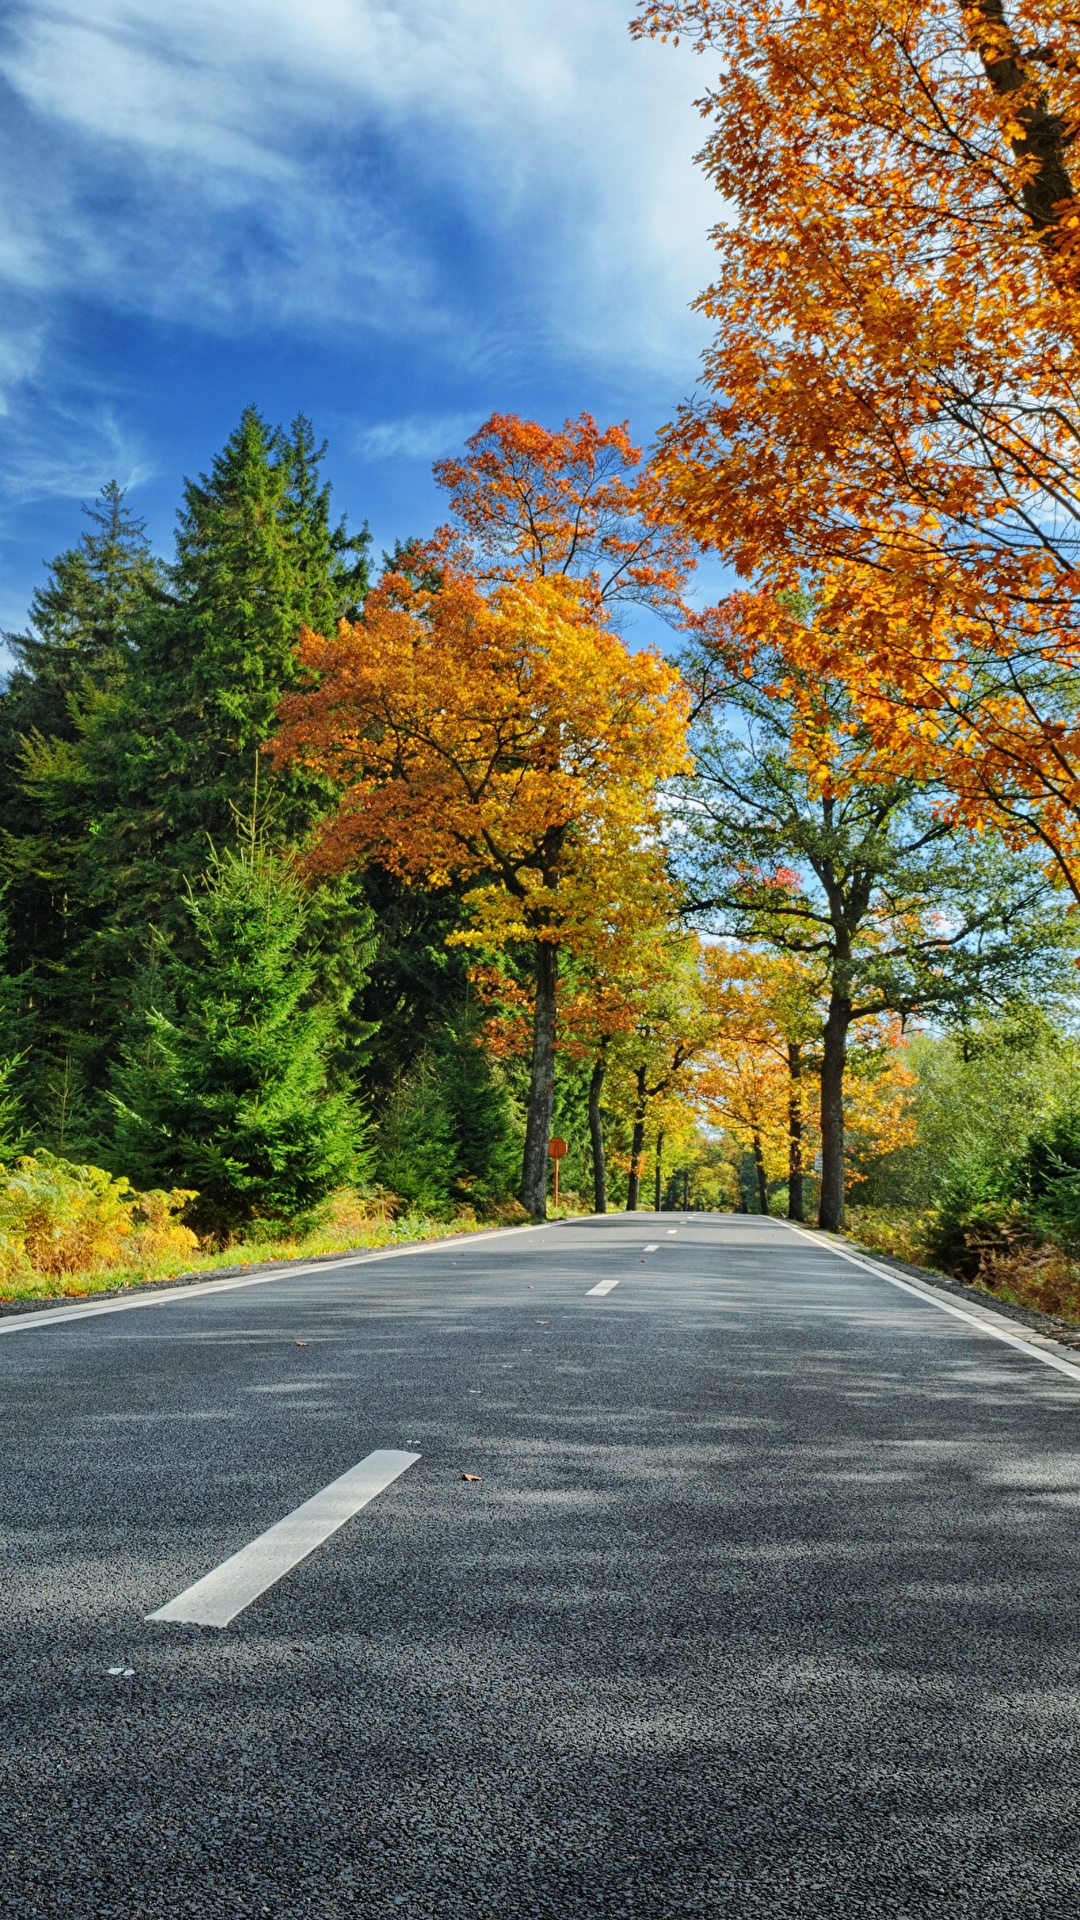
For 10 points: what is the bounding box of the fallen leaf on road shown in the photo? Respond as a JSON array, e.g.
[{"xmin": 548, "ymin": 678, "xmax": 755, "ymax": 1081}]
[
  {"xmin": 294, "ymin": 1341, "xmax": 309, "ymax": 1347},
  {"xmin": 461, "ymin": 1473, "xmax": 482, "ymax": 1483},
  {"xmin": 535, "ymin": 1319, "xmax": 550, "ymax": 1325}
]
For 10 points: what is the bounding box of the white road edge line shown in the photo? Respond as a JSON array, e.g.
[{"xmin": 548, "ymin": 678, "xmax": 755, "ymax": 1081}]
[
  {"xmin": 586, "ymin": 1277, "xmax": 620, "ymax": 1296},
  {"xmin": 780, "ymin": 1219, "xmax": 1080, "ymax": 1386},
  {"xmin": 0, "ymin": 1219, "xmax": 566, "ymax": 1337},
  {"xmin": 147, "ymin": 1449, "xmax": 420, "ymax": 1629}
]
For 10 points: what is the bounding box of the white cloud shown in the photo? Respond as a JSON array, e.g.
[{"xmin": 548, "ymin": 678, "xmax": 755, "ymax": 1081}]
[
  {"xmin": 0, "ymin": 326, "xmax": 44, "ymax": 416},
  {"xmin": 354, "ymin": 412, "xmax": 481, "ymax": 461},
  {"xmin": 2, "ymin": 16, "xmax": 293, "ymax": 176},
  {"xmin": 0, "ymin": 402, "xmax": 152, "ymax": 508},
  {"xmin": 0, "ymin": 0, "xmax": 717, "ymax": 368}
]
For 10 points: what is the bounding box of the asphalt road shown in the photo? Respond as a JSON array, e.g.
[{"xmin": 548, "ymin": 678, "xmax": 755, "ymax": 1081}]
[{"xmin": 3, "ymin": 1211, "xmax": 1080, "ymax": 1919}]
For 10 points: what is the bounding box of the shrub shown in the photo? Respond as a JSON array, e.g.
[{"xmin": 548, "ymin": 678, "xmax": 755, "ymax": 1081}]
[
  {"xmin": 921, "ymin": 1160, "xmax": 1025, "ymax": 1279},
  {"xmin": 977, "ymin": 1243, "xmax": 1080, "ymax": 1321},
  {"xmin": 0, "ymin": 1152, "xmax": 196, "ymax": 1282},
  {"xmin": 845, "ymin": 1206, "xmax": 937, "ymax": 1267}
]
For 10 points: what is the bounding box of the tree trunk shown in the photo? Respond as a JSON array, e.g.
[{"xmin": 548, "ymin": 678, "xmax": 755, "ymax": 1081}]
[
  {"xmin": 588, "ymin": 1054, "xmax": 607, "ymax": 1215},
  {"xmin": 520, "ymin": 940, "xmax": 558, "ymax": 1217},
  {"xmin": 787, "ymin": 1040, "xmax": 805, "ymax": 1223},
  {"xmin": 654, "ymin": 1128, "xmax": 665, "ymax": 1212},
  {"xmin": 968, "ymin": 1, "xmax": 1075, "ymax": 236},
  {"xmin": 818, "ymin": 991, "xmax": 851, "ymax": 1232},
  {"xmin": 626, "ymin": 1066, "xmax": 647, "ymax": 1211},
  {"xmin": 752, "ymin": 1133, "xmax": 770, "ymax": 1215}
]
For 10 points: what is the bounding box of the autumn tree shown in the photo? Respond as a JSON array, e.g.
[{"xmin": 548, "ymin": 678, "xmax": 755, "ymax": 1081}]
[
  {"xmin": 581, "ymin": 926, "xmax": 714, "ymax": 1211},
  {"xmin": 273, "ymin": 568, "xmax": 690, "ymax": 1217},
  {"xmin": 611, "ymin": 940, "xmax": 713, "ymax": 1212},
  {"xmin": 700, "ymin": 946, "xmax": 824, "ymax": 1219},
  {"xmin": 354, "ymin": 409, "xmax": 688, "ymax": 1125},
  {"xmin": 634, "ymin": 0, "xmax": 1080, "ymax": 887},
  {"xmin": 433, "ymin": 411, "xmax": 695, "ymax": 615},
  {"xmin": 700, "ymin": 946, "xmax": 916, "ymax": 1215},
  {"xmin": 673, "ymin": 635, "xmax": 1069, "ymax": 1229}
]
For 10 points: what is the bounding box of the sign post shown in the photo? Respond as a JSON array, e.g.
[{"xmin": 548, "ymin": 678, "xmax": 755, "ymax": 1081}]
[{"xmin": 547, "ymin": 1136, "xmax": 568, "ymax": 1208}]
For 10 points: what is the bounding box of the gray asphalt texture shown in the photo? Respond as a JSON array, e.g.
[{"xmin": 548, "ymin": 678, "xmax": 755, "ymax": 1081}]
[{"xmin": 3, "ymin": 1212, "xmax": 1080, "ymax": 1919}]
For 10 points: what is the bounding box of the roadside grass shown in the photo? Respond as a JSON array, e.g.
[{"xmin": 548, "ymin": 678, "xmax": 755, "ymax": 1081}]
[
  {"xmin": 846, "ymin": 1203, "xmax": 1080, "ymax": 1325},
  {"xmin": 0, "ymin": 1189, "xmax": 526, "ymax": 1305}
]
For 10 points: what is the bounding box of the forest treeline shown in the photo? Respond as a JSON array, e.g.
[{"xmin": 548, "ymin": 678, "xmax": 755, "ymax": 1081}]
[
  {"xmin": 0, "ymin": 405, "xmax": 1075, "ymax": 1289},
  {"xmin": 8, "ymin": 0, "xmax": 1080, "ymax": 1313}
]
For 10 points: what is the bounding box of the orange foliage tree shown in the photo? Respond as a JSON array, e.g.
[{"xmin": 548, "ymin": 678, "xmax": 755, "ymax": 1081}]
[
  {"xmin": 433, "ymin": 411, "xmax": 696, "ymax": 614},
  {"xmin": 699, "ymin": 947, "xmax": 917, "ymax": 1213},
  {"xmin": 633, "ymin": 0, "xmax": 1080, "ymax": 886},
  {"xmin": 272, "ymin": 566, "xmax": 690, "ymax": 1217}
]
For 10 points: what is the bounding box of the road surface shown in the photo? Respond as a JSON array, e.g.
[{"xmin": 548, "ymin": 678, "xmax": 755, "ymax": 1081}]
[{"xmin": 2, "ymin": 1212, "xmax": 1080, "ymax": 1918}]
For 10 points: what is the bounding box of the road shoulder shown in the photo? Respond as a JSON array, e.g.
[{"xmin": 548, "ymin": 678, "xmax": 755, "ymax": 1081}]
[{"xmin": 792, "ymin": 1220, "xmax": 1080, "ymax": 1372}]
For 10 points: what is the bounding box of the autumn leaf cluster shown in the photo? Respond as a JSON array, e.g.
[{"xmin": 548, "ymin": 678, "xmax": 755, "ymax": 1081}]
[
  {"xmin": 273, "ymin": 566, "xmax": 691, "ymax": 953},
  {"xmin": 635, "ymin": 0, "xmax": 1080, "ymax": 882}
]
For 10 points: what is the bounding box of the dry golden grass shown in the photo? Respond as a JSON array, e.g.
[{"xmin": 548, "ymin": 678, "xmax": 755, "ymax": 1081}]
[
  {"xmin": 846, "ymin": 1204, "xmax": 1080, "ymax": 1325},
  {"xmin": 0, "ymin": 1185, "xmax": 522, "ymax": 1303}
]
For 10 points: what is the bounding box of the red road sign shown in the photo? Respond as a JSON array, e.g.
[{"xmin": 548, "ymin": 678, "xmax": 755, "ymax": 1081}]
[{"xmin": 547, "ymin": 1137, "xmax": 568, "ymax": 1159}]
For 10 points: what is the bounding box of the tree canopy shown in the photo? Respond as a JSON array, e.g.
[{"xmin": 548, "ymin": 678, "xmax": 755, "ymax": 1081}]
[{"xmin": 634, "ymin": 0, "xmax": 1080, "ymax": 887}]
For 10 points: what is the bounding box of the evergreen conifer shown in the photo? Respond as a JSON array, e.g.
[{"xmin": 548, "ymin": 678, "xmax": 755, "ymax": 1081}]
[
  {"xmin": 111, "ymin": 840, "xmax": 369, "ymax": 1234},
  {"xmin": 99, "ymin": 408, "xmax": 371, "ymax": 926}
]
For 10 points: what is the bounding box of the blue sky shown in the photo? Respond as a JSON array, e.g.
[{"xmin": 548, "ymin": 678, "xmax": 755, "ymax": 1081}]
[{"xmin": 0, "ymin": 0, "xmax": 720, "ymax": 646}]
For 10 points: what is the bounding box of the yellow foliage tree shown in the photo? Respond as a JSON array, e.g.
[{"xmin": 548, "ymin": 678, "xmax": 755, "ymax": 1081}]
[
  {"xmin": 600, "ymin": 930, "xmax": 717, "ymax": 1211},
  {"xmin": 698, "ymin": 948, "xmax": 917, "ymax": 1214},
  {"xmin": 273, "ymin": 566, "xmax": 690, "ymax": 1216}
]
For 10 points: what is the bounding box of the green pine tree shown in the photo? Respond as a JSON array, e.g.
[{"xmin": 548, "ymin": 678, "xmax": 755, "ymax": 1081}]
[
  {"xmin": 0, "ymin": 412, "xmax": 372, "ymax": 1140},
  {"xmin": 110, "ymin": 841, "xmax": 371, "ymax": 1235},
  {"xmin": 98, "ymin": 407, "xmax": 371, "ymax": 928},
  {"xmin": 0, "ymin": 481, "xmax": 160, "ymax": 788},
  {"xmin": 437, "ymin": 1009, "xmax": 523, "ymax": 1211},
  {"xmin": 373, "ymin": 1011, "xmax": 523, "ymax": 1218},
  {"xmin": 0, "ymin": 896, "xmax": 32, "ymax": 1155},
  {"xmin": 82, "ymin": 406, "xmax": 370, "ymax": 1023},
  {"xmin": 0, "ymin": 483, "xmax": 161, "ymax": 1049},
  {"xmin": 376, "ymin": 1052, "xmax": 457, "ymax": 1216}
]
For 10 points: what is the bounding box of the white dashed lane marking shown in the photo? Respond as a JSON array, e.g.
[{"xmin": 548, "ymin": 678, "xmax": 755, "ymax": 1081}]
[
  {"xmin": 586, "ymin": 1278, "xmax": 621, "ymax": 1297},
  {"xmin": 147, "ymin": 1449, "xmax": 420, "ymax": 1629},
  {"xmin": 643, "ymin": 1244, "xmax": 659, "ymax": 1252}
]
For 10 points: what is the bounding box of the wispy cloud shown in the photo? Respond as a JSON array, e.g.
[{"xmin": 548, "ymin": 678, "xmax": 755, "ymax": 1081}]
[
  {"xmin": 354, "ymin": 413, "xmax": 481, "ymax": 463},
  {"xmin": 0, "ymin": 0, "xmax": 715, "ymax": 362},
  {"xmin": 0, "ymin": 404, "xmax": 152, "ymax": 509}
]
